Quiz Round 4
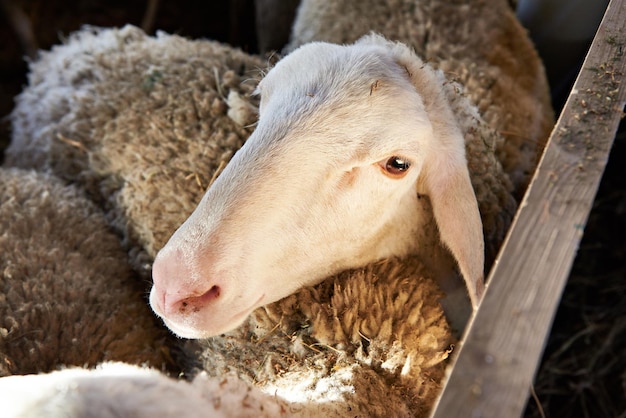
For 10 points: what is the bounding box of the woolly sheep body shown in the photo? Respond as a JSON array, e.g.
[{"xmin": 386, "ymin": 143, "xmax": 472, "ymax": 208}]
[
  {"xmin": 6, "ymin": 25, "xmax": 265, "ymax": 274},
  {"xmin": 0, "ymin": 362, "xmax": 289, "ymax": 418},
  {"xmin": 286, "ymin": 0, "xmax": 555, "ymax": 195},
  {"xmin": 0, "ymin": 168, "xmax": 174, "ymax": 376}
]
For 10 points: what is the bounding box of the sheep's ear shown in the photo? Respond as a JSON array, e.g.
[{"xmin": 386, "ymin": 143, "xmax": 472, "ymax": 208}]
[
  {"xmin": 378, "ymin": 36, "xmax": 485, "ymax": 308},
  {"xmin": 419, "ymin": 151, "xmax": 485, "ymax": 309}
]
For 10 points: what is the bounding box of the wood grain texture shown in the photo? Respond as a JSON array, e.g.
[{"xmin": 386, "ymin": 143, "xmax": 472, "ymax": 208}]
[{"xmin": 431, "ymin": 1, "xmax": 626, "ymax": 416}]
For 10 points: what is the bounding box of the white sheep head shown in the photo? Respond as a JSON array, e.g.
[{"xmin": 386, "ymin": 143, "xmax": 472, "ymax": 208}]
[{"xmin": 150, "ymin": 34, "xmax": 484, "ymax": 338}]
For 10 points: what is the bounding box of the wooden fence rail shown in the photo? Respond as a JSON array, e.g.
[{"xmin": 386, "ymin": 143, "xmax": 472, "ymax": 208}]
[{"xmin": 431, "ymin": 0, "xmax": 626, "ymax": 416}]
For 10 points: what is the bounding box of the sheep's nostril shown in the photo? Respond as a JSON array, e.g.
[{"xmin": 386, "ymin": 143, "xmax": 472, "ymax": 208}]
[
  {"xmin": 196, "ymin": 285, "xmax": 221, "ymax": 303},
  {"xmin": 178, "ymin": 285, "xmax": 221, "ymax": 313}
]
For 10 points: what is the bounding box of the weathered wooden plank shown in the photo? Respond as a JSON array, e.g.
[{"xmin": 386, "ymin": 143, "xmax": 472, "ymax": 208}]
[{"xmin": 431, "ymin": 1, "xmax": 626, "ymax": 417}]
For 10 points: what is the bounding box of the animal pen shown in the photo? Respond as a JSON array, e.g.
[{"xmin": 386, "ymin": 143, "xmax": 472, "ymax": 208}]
[
  {"xmin": 0, "ymin": 0, "xmax": 624, "ymax": 416},
  {"xmin": 431, "ymin": 1, "xmax": 626, "ymax": 416}
]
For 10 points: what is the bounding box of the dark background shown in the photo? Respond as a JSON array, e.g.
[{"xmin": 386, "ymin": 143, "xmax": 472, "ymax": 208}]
[{"xmin": 1, "ymin": 1, "xmax": 624, "ymax": 416}]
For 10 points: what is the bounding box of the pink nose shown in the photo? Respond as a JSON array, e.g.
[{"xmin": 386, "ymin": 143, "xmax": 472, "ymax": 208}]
[{"xmin": 151, "ymin": 246, "xmax": 221, "ymax": 317}]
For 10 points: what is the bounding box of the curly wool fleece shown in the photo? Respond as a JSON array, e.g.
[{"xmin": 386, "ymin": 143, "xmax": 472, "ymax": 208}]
[{"xmin": 0, "ymin": 168, "xmax": 175, "ymax": 377}]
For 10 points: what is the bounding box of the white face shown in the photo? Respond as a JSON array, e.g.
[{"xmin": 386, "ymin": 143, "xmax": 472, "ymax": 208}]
[{"xmin": 149, "ymin": 41, "xmax": 437, "ymax": 338}]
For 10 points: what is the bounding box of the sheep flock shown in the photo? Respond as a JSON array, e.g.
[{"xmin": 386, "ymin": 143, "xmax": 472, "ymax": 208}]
[{"xmin": 0, "ymin": 0, "xmax": 553, "ymax": 416}]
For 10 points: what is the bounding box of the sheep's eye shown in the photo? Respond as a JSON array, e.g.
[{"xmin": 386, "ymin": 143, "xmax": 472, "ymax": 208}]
[{"xmin": 380, "ymin": 156, "xmax": 411, "ymax": 177}]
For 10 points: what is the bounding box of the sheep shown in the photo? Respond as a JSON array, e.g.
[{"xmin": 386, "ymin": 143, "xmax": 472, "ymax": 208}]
[
  {"xmin": 0, "ymin": 362, "xmax": 289, "ymax": 418},
  {"xmin": 6, "ymin": 25, "xmax": 517, "ymax": 336},
  {"xmin": 149, "ymin": 33, "xmax": 518, "ymax": 337},
  {"xmin": 6, "ymin": 24, "xmax": 265, "ymax": 277},
  {"xmin": 285, "ymin": 0, "xmax": 555, "ymax": 197},
  {"xmin": 0, "ymin": 167, "xmax": 176, "ymax": 377},
  {"xmin": 0, "ymin": 20, "xmax": 537, "ymax": 414},
  {"xmin": 149, "ymin": 0, "xmax": 555, "ymax": 338}
]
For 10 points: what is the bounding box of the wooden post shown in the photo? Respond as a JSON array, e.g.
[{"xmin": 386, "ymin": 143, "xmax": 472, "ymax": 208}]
[{"xmin": 430, "ymin": 0, "xmax": 626, "ymax": 416}]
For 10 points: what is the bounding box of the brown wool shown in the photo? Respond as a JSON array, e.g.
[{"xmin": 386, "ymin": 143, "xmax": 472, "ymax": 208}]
[{"xmin": 0, "ymin": 168, "xmax": 176, "ymax": 377}]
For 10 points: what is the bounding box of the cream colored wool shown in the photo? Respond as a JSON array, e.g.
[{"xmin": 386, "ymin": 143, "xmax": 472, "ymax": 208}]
[
  {"xmin": 5, "ymin": 25, "xmax": 265, "ymax": 276},
  {"xmin": 286, "ymin": 0, "xmax": 555, "ymax": 197},
  {"xmin": 0, "ymin": 363, "xmax": 290, "ymax": 418},
  {"xmin": 0, "ymin": 168, "xmax": 175, "ymax": 377}
]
